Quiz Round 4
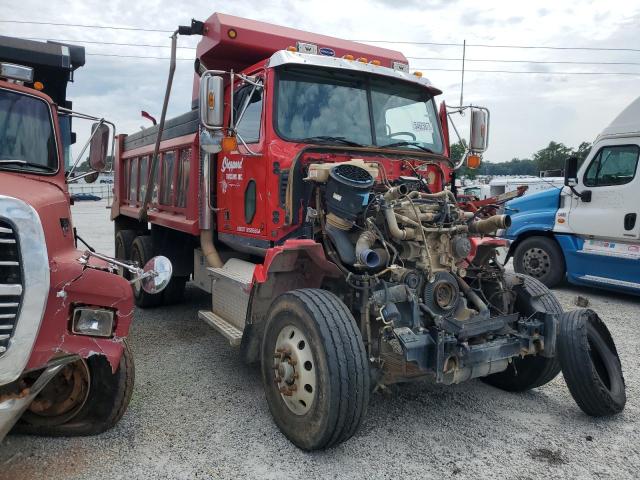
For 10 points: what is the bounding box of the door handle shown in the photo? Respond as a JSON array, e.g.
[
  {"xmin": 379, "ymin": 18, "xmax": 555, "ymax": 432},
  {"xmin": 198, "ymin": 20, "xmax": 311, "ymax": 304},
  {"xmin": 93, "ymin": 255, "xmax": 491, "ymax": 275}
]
[{"xmin": 624, "ymin": 213, "xmax": 637, "ymax": 231}]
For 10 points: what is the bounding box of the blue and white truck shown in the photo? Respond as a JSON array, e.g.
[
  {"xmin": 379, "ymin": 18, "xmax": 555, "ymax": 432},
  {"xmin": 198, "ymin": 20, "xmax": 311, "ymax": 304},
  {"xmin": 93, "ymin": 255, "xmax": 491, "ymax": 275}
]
[{"xmin": 503, "ymin": 96, "xmax": 640, "ymax": 295}]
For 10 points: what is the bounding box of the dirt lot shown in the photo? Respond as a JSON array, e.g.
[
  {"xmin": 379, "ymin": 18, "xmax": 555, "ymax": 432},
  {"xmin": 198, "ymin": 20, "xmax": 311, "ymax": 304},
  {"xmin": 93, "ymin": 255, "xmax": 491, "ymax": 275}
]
[{"xmin": 1, "ymin": 201, "xmax": 638, "ymax": 479}]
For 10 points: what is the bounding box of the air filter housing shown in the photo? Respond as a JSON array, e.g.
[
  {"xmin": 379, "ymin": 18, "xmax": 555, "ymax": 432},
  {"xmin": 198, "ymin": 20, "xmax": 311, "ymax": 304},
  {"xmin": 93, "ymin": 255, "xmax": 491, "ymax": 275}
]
[{"xmin": 325, "ymin": 164, "xmax": 374, "ymax": 223}]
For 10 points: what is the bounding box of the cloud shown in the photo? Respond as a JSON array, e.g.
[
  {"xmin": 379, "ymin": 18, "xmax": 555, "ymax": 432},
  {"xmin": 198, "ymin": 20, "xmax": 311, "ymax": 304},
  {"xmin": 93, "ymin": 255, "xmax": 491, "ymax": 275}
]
[
  {"xmin": 370, "ymin": 0, "xmax": 456, "ymax": 9},
  {"xmin": 2, "ymin": 0, "xmax": 639, "ymax": 164}
]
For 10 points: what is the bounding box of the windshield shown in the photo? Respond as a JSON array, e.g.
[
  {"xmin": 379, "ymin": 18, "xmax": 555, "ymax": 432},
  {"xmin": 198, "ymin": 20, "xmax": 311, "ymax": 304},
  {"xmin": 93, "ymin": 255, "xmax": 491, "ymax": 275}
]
[
  {"xmin": 0, "ymin": 88, "xmax": 57, "ymax": 173},
  {"xmin": 275, "ymin": 66, "xmax": 443, "ymax": 153}
]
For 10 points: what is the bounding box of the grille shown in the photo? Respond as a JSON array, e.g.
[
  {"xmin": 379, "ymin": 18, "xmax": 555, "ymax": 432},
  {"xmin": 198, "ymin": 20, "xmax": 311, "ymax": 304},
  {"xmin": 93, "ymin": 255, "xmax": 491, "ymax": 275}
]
[{"xmin": 0, "ymin": 220, "xmax": 22, "ymax": 356}]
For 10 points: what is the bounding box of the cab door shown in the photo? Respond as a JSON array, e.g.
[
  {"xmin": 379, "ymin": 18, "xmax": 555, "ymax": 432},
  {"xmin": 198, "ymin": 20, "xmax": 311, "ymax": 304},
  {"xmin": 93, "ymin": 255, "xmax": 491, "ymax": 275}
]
[
  {"xmin": 568, "ymin": 140, "xmax": 640, "ymax": 241},
  {"xmin": 215, "ymin": 77, "xmax": 268, "ymax": 244}
]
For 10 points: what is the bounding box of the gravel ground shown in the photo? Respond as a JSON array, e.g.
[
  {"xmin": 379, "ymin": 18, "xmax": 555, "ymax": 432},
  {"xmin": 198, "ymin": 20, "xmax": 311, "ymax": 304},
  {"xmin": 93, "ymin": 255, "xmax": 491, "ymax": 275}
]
[{"xmin": 1, "ymin": 201, "xmax": 638, "ymax": 479}]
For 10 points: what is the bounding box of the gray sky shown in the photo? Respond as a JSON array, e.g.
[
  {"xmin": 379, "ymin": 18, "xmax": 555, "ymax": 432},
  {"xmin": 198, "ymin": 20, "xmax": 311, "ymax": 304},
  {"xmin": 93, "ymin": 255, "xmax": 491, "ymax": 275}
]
[{"xmin": 2, "ymin": 0, "xmax": 639, "ymax": 163}]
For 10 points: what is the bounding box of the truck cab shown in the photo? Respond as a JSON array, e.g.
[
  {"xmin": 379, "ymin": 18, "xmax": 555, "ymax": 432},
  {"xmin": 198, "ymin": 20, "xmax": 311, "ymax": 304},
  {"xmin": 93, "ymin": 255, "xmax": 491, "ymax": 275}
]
[
  {"xmin": 504, "ymin": 96, "xmax": 640, "ymax": 294},
  {"xmin": 0, "ymin": 36, "xmax": 169, "ymax": 441}
]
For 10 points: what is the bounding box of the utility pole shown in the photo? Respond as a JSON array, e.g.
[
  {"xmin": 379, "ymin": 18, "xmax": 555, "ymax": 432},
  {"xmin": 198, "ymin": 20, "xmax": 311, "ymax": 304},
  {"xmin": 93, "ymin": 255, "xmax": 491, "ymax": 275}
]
[{"xmin": 460, "ymin": 39, "xmax": 466, "ymax": 107}]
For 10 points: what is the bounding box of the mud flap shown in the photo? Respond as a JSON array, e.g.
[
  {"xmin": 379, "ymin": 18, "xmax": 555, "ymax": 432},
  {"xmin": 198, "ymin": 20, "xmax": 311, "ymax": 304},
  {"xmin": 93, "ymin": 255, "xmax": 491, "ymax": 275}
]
[{"xmin": 557, "ymin": 309, "xmax": 626, "ymax": 416}]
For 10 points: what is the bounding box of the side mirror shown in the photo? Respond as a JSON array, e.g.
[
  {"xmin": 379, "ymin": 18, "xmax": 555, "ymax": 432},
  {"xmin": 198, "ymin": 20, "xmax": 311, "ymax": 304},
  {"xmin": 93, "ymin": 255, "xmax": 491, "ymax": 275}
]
[
  {"xmin": 564, "ymin": 156, "xmax": 579, "ymax": 186},
  {"xmin": 469, "ymin": 107, "xmax": 489, "ymax": 153},
  {"xmin": 135, "ymin": 256, "xmax": 173, "ymax": 294},
  {"xmin": 89, "ymin": 123, "xmax": 109, "ymax": 172},
  {"xmin": 200, "ymin": 75, "xmax": 224, "ymax": 129}
]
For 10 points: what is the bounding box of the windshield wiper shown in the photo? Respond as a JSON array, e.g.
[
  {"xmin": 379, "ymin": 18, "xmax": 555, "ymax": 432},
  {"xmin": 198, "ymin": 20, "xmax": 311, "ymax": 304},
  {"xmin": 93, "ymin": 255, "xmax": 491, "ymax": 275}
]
[
  {"xmin": 0, "ymin": 159, "xmax": 54, "ymax": 171},
  {"xmin": 381, "ymin": 141, "xmax": 434, "ymax": 153},
  {"xmin": 299, "ymin": 136, "xmax": 366, "ymax": 148}
]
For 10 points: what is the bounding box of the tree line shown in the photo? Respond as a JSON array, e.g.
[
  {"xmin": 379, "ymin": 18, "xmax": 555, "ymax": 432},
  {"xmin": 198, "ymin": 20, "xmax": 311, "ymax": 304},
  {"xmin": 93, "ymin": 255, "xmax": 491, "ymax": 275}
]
[{"xmin": 452, "ymin": 141, "xmax": 592, "ymax": 178}]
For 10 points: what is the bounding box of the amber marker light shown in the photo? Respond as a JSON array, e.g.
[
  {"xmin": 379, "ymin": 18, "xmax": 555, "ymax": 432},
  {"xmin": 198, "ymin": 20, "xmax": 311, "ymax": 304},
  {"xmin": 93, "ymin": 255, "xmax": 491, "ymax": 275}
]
[
  {"xmin": 34, "ymin": 81, "xmax": 44, "ymax": 90},
  {"xmin": 467, "ymin": 154, "xmax": 482, "ymax": 169},
  {"xmin": 227, "ymin": 29, "xmax": 238, "ymax": 39},
  {"xmin": 413, "ymin": 71, "xmax": 423, "ymax": 77},
  {"xmin": 357, "ymin": 57, "xmax": 368, "ymax": 63},
  {"xmin": 286, "ymin": 46, "xmax": 297, "ymax": 52},
  {"xmin": 370, "ymin": 59, "xmax": 381, "ymax": 66},
  {"xmin": 343, "ymin": 54, "xmax": 354, "ymax": 61},
  {"xmin": 222, "ymin": 135, "xmax": 238, "ymax": 152}
]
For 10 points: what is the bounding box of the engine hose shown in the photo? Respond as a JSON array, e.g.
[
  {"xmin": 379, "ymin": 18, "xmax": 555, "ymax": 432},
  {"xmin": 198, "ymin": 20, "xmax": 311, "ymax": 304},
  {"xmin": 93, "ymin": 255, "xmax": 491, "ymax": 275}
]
[
  {"xmin": 468, "ymin": 215, "xmax": 512, "ymax": 235},
  {"xmin": 325, "ymin": 224, "xmax": 356, "ymax": 265},
  {"xmin": 355, "ymin": 230, "xmax": 383, "ymax": 269},
  {"xmin": 455, "ymin": 275, "xmax": 490, "ymax": 320},
  {"xmin": 383, "ymin": 205, "xmax": 416, "ymax": 240}
]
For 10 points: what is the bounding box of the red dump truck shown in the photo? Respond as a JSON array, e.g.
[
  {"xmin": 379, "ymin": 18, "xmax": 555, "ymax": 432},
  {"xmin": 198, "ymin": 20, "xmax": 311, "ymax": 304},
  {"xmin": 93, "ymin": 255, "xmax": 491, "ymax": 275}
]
[
  {"xmin": 112, "ymin": 13, "xmax": 626, "ymax": 450},
  {"xmin": 0, "ymin": 36, "xmax": 171, "ymax": 441}
]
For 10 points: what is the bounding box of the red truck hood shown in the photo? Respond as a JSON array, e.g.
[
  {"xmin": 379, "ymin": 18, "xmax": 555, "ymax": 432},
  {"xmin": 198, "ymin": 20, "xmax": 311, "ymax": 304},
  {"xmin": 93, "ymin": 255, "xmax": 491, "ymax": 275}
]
[{"xmin": 1, "ymin": 171, "xmax": 134, "ymax": 373}]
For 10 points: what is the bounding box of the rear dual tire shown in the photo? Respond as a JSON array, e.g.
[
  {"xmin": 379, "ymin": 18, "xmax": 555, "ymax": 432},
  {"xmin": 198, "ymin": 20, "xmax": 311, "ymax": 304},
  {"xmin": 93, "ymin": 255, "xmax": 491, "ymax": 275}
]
[{"xmin": 117, "ymin": 232, "xmax": 187, "ymax": 308}]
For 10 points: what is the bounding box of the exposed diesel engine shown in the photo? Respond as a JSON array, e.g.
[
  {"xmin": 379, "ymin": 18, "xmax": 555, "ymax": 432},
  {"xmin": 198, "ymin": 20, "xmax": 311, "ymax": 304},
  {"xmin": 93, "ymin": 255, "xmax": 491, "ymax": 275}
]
[{"xmin": 307, "ymin": 159, "xmax": 551, "ymax": 386}]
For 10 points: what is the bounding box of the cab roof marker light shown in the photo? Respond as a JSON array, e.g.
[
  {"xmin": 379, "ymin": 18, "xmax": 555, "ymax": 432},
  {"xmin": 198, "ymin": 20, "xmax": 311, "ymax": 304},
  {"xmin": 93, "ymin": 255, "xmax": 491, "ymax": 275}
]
[
  {"xmin": 370, "ymin": 59, "xmax": 381, "ymax": 66},
  {"xmin": 413, "ymin": 71, "xmax": 423, "ymax": 77},
  {"xmin": 343, "ymin": 54, "xmax": 355, "ymax": 61},
  {"xmin": 0, "ymin": 62, "xmax": 34, "ymax": 82},
  {"xmin": 356, "ymin": 57, "xmax": 368, "ymax": 63},
  {"xmin": 286, "ymin": 46, "xmax": 297, "ymax": 52},
  {"xmin": 392, "ymin": 61, "xmax": 410, "ymax": 73},
  {"xmin": 296, "ymin": 41, "xmax": 318, "ymax": 55}
]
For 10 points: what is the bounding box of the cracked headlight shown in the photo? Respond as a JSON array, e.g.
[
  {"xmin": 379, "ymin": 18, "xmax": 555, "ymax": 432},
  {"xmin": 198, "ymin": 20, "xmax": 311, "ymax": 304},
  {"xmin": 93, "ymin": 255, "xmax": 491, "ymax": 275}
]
[{"xmin": 72, "ymin": 307, "xmax": 115, "ymax": 337}]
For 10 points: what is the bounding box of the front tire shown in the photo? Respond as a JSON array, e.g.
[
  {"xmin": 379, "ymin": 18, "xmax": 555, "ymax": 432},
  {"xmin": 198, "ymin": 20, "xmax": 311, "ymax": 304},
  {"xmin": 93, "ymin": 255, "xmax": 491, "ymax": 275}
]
[
  {"xmin": 16, "ymin": 340, "xmax": 135, "ymax": 436},
  {"xmin": 261, "ymin": 289, "xmax": 370, "ymax": 450},
  {"xmin": 482, "ymin": 273, "xmax": 564, "ymax": 391},
  {"xmin": 513, "ymin": 236, "xmax": 565, "ymax": 288}
]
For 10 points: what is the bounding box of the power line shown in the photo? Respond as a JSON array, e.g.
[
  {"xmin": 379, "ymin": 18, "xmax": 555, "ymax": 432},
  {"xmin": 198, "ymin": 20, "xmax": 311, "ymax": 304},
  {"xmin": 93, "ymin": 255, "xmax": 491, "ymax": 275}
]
[
  {"xmin": 416, "ymin": 67, "xmax": 640, "ymax": 76},
  {"xmin": 82, "ymin": 52, "xmax": 640, "ymax": 74},
  {"xmin": 22, "ymin": 37, "xmax": 640, "ymax": 66},
  {"xmin": 0, "ymin": 20, "xmax": 640, "ymax": 52},
  {"xmin": 353, "ymin": 39, "xmax": 640, "ymax": 53},
  {"xmin": 407, "ymin": 56, "xmax": 640, "ymax": 66},
  {"xmin": 86, "ymin": 53, "xmax": 193, "ymax": 60},
  {"xmin": 0, "ymin": 19, "xmax": 173, "ymax": 33},
  {"xmin": 2, "ymin": 19, "xmax": 639, "ymax": 53},
  {"xmin": 25, "ymin": 37, "xmax": 197, "ymax": 49}
]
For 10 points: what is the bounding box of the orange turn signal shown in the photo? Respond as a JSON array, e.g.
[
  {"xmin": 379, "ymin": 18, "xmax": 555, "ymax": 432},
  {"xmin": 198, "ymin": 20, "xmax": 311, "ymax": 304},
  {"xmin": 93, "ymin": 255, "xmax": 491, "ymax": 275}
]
[
  {"xmin": 222, "ymin": 135, "xmax": 238, "ymax": 152},
  {"xmin": 467, "ymin": 154, "xmax": 482, "ymax": 169}
]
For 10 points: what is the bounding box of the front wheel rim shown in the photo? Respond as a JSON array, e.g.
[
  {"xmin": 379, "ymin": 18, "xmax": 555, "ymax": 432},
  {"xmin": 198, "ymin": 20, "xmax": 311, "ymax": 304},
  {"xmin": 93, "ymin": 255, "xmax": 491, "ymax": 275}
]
[
  {"xmin": 272, "ymin": 325, "xmax": 317, "ymax": 415},
  {"xmin": 27, "ymin": 359, "xmax": 91, "ymax": 424},
  {"xmin": 522, "ymin": 247, "xmax": 551, "ymax": 278}
]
